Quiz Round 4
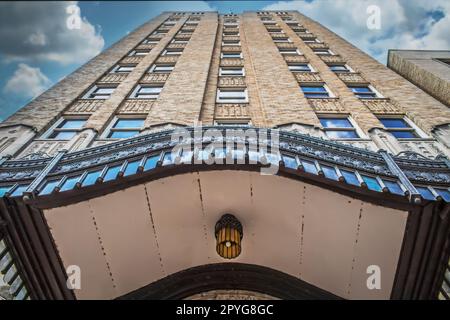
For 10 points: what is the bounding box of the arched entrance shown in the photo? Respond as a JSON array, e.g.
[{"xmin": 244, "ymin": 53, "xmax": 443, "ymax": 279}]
[{"xmin": 117, "ymin": 263, "xmax": 340, "ymax": 300}]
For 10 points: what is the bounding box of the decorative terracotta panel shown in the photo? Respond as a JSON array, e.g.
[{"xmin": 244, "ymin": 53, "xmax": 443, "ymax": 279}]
[
  {"xmin": 66, "ymin": 100, "xmax": 105, "ymax": 113},
  {"xmin": 284, "ymin": 55, "xmax": 309, "ymax": 63},
  {"xmin": 293, "ymin": 72, "xmax": 323, "ymax": 83},
  {"xmin": 220, "ymin": 58, "xmax": 244, "ymax": 67},
  {"xmin": 218, "ymin": 77, "xmax": 246, "ymax": 88},
  {"xmin": 308, "ymin": 98, "xmax": 347, "ymax": 113},
  {"xmin": 215, "ymin": 104, "xmax": 250, "ymax": 119},
  {"xmin": 319, "ymin": 55, "xmax": 345, "ymax": 63},
  {"xmin": 141, "ymin": 73, "xmax": 170, "ymax": 84},
  {"xmin": 120, "ymin": 56, "xmax": 144, "ymax": 64},
  {"xmin": 97, "ymin": 73, "xmax": 128, "ymax": 84},
  {"xmin": 156, "ymin": 56, "xmax": 179, "ymax": 64},
  {"xmin": 361, "ymin": 99, "xmax": 404, "ymax": 114},
  {"xmin": 118, "ymin": 100, "xmax": 155, "ymax": 113},
  {"xmin": 336, "ymin": 72, "xmax": 367, "ymax": 84}
]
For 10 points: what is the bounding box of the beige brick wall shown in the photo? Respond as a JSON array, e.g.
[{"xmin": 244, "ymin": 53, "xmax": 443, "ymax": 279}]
[
  {"xmin": 292, "ymin": 11, "xmax": 450, "ymax": 133},
  {"xmin": 145, "ymin": 12, "xmax": 218, "ymax": 127}
]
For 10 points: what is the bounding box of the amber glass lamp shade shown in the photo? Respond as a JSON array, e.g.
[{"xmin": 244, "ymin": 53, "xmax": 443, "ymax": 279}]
[{"xmin": 215, "ymin": 214, "xmax": 243, "ymax": 259}]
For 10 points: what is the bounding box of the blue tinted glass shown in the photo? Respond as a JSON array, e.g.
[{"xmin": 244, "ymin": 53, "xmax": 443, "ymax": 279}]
[
  {"xmin": 0, "ymin": 186, "xmax": 12, "ymax": 197},
  {"xmin": 302, "ymin": 160, "xmax": 318, "ymax": 175},
  {"xmin": 320, "ymin": 118, "xmax": 352, "ymax": 128},
  {"xmin": 104, "ymin": 165, "xmax": 121, "ymax": 182},
  {"xmin": 304, "ymin": 93, "xmax": 330, "ymax": 98},
  {"xmin": 39, "ymin": 180, "xmax": 60, "ymax": 195},
  {"xmin": 435, "ymin": 188, "xmax": 450, "ymax": 202},
  {"xmin": 11, "ymin": 185, "xmax": 28, "ymax": 197},
  {"xmin": 124, "ymin": 160, "xmax": 140, "ymax": 177},
  {"xmin": 60, "ymin": 176, "xmax": 80, "ymax": 192},
  {"xmin": 50, "ymin": 131, "xmax": 76, "ymax": 140},
  {"xmin": 351, "ymin": 86, "xmax": 372, "ymax": 93},
  {"xmin": 390, "ymin": 131, "xmax": 417, "ymax": 139},
  {"xmin": 341, "ymin": 170, "xmax": 360, "ymax": 186},
  {"xmin": 322, "ymin": 165, "xmax": 338, "ymax": 181},
  {"xmin": 383, "ymin": 180, "xmax": 404, "ymax": 195},
  {"xmin": 379, "ymin": 118, "xmax": 410, "ymax": 128},
  {"xmin": 144, "ymin": 155, "xmax": 159, "ymax": 171},
  {"xmin": 362, "ymin": 176, "xmax": 382, "ymax": 192},
  {"xmin": 325, "ymin": 131, "xmax": 359, "ymax": 139},
  {"xmin": 416, "ymin": 187, "xmax": 435, "ymax": 200},
  {"xmin": 215, "ymin": 148, "xmax": 227, "ymax": 159},
  {"xmin": 113, "ymin": 119, "xmax": 145, "ymax": 129},
  {"xmin": 109, "ymin": 131, "xmax": 140, "ymax": 139},
  {"xmin": 282, "ymin": 155, "xmax": 297, "ymax": 169},
  {"xmin": 59, "ymin": 120, "xmax": 86, "ymax": 129},
  {"xmin": 82, "ymin": 170, "xmax": 102, "ymax": 187},
  {"xmin": 301, "ymin": 86, "xmax": 327, "ymax": 93},
  {"xmin": 330, "ymin": 65, "xmax": 348, "ymax": 72},
  {"xmin": 163, "ymin": 152, "xmax": 173, "ymax": 165}
]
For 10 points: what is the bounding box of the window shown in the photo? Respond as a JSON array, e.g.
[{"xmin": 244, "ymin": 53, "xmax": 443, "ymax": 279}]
[
  {"xmin": 149, "ymin": 64, "xmax": 175, "ymax": 73},
  {"xmin": 378, "ymin": 117, "xmax": 422, "ymax": 139},
  {"xmin": 263, "ymin": 21, "xmax": 276, "ymax": 25},
  {"xmin": 349, "ymin": 85, "xmax": 381, "ymax": 99},
  {"xmin": 273, "ymin": 37, "xmax": 291, "ymax": 43},
  {"xmin": 222, "ymin": 40, "xmax": 240, "ymax": 46},
  {"xmin": 224, "ymin": 24, "xmax": 239, "ymax": 28},
  {"xmin": 221, "ymin": 52, "xmax": 242, "ymax": 59},
  {"xmin": 106, "ymin": 118, "xmax": 145, "ymax": 139},
  {"xmin": 128, "ymin": 50, "xmax": 150, "ymax": 56},
  {"xmin": 171, "ymin": 39, "xmax": 188, "ymax": 44},
  {"xmin": 162, "ymin": 49, "xmax": 183, "ymax": 56},
  {"xmin": 219, "ymin": 67, "xmax": 245, "ymax": 76},
  {"xmin": 130, "ymin": 85, "xmax": 163, "ymax": 99},
  {"xmin": 110, "ymin": 65, "xmax": 135, "ymax": 73},
  {"xmin": 217, "ymin": 89, "xmax": 248, "ymax": 103},
  {"xmin": 302, "ymin": 38, "xmax": 320, "ymax": 43},
  {"xmin": 163, "ymin": 22, "xmax": 175, "ymax": 27},
  {"xmin": 319, "ymin": 117, "xmax": 360, "ymax": 139},
  {"xmin": 300, "ymin": 84, "xmax": 332, "ymax": 98},
  {"xmin": 152, "ymin": 30, "xmax": 167, "ymax": 35},
  {"xmin": 313, "ymin": 49, "xmax": 334, "ymax": 55},
  {"xmin": 45, "ymin": 118, "xmax": 86, "ymax": 140},
  {"xmin": 288, "ymin": 63, "xmax": 313, "ymax": 72},
  {"xmin": 223, "ymin": 31, "xmax": 239, "ymax": 36},
  {"xmin": 279, "ymin": 48, "xmax": 301, "ymax": 56},
  {"xmin": 83, "ymin": 85, "xmax": 117, "ymax": 99},
  {"xmin": 143, "ymin": 39, "xmax": 159, "ymax": 44},
  {"xmin": 329, "ymin": 64, "xmax": 353, "ymax": 73}
]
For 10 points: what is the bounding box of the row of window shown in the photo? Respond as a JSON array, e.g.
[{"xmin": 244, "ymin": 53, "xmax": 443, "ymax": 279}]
[{"xmin": 216, "ymin": 18, "xmax": 249, "ymax": 105}]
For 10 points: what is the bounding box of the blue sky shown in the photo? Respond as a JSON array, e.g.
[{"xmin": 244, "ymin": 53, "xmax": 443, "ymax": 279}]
[{"xmin": 0, "ymin": 0, "xmax": 449, "ymax": 122}]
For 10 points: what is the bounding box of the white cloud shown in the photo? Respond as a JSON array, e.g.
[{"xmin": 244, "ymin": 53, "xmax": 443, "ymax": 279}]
[
  {"xmin": 0, "ymin": 1, "xmax": 104, "ymax": 65},
  {"xmin": 263, "ymin": 0, "xmax": 450, "ymax": 64},
  {"xmin": 3, "ymin": 63, "xmax": 52, "ymax": 98}
]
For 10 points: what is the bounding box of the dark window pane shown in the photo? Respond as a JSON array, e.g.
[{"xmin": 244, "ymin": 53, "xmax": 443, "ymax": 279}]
[
  {"xmin": 390, "ymin": 131, "xmax": 417, "ymax": 139},
  {"xmin": 322, "ymin": 165, "xmax": 338, "ymax": 181},
  {"xmin": 320, "ymin": 118, "xmax": 353, "ymax": 128},
  {"xmin": 58, "ymin": 120, "xmax": 86, "ymax": 129},
  {"xmin": 341, "ymin": 170, "xmax": 360, "ymax": 186},
  {"xmin": 124, "ymin": 160, "xmax": 140, "ymax": 177},
  {"xmin": 114, "ymin": 119, "xmax": 145, "ymax": 129},
  {"xmin": 362, "ymin": 175, "xmax": 382, "ymax": 192},
  {"xmin": 282, "ymin": 155, "xmax": 297, "ymax": 169},
  {"xmin": 325, "ymin": 130, "xmax": 359, "ymax": 139},
  {"xmin": 144, "ymin": 155, "xmax": 159, "ymax": 171},
  {"xmin": 302, "ymin": 160, "xmax": 318, "ymax": 175},
  {"xmin": 163, "ymin": 152, "xmax": 174, "ymax": 165},
  {"xmin": 304, "ymin": 93, "xmax": 330, "ymax": 98},
  {"xmin": 330, "ymin": 65, "xmax": 348, "ymax": 72},
  {"xmin": 379, "ymin": 118, "xmax": 410, "ymax": 128},
  {"xmin": 109, "ymin": 131, "xmax": 140, "ymax": 139},
  {"xmin": 82, "ymin": 170, "xmax": 102, "ymax": 187},
  {"xmin": 383, "ymin": 180, "xmax": 404, "ymax": 195},
  {"xmin": 104, "ymin": 165, "xmax": 121, "ymax": 182},
  {"xmin": 39, "ymin": 180, "xmax": 60, "ymax": 195}
]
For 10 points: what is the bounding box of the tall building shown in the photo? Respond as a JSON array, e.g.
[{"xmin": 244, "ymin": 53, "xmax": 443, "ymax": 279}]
[
  {"xmin": 388, "ymin": 50, "xmax": 450, "ymax": 107},
  {"xmin": 0, "ymin": 11, "xmax": 449, "ymax": 300}
]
